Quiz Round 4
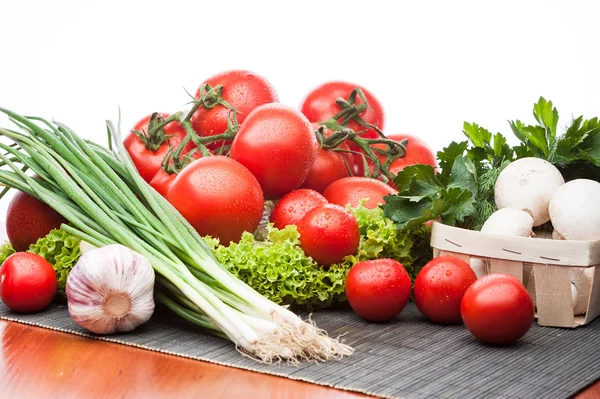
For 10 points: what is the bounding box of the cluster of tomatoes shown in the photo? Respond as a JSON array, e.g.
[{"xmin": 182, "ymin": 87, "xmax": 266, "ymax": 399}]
[
  {"xmin": 346, "ymin": 256, "xmax": 535, "ymax": 346},
  {"xmin": 123, "ymin": 70, "xmax": 437, "ymax": 248}
]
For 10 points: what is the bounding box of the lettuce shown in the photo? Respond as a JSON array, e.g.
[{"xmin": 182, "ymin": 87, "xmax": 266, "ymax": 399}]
[
  {"xmin": 206, "ymin": 203, "xmax": 431, "ymax": 309},
  {"xmin": 28, "ymin": 229, "xmax": 81, "ymax": 297},
  {"xmin": 0, "ymin": 242, "xmax": 16, "ymax": 264}
]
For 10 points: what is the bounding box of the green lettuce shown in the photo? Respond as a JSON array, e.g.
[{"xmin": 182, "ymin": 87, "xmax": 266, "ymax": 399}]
[
  {"xmin": 0, "ymin": 242, "xmax": 16, "ymax": 264},
  {"xmin": 206, "ymin": 203, "xmax": 431, "ymax": 309},
  {"xmin": 28, "ymin": 229, "xmax": 81, "ymax": 296}
]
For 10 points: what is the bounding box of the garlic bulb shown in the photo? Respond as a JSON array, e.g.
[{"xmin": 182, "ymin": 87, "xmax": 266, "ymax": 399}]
[{"xmin": 66, "ymin": 244, "xmax": 155, "ymax": 334}]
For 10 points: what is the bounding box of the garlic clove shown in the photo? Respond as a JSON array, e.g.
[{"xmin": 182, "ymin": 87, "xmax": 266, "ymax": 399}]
[{"xmin": 66, "ymin": 244, "xmax": 155, "ymax": 335}]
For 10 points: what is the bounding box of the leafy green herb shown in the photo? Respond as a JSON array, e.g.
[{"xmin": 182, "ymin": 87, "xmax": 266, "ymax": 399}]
[
  {"xmin": 383, "ymin": 97, "xmax": 600, "ymax": 231},
  {"xmin": 207, "ymin": 203, "xmax": 431, "ymax": 309}
]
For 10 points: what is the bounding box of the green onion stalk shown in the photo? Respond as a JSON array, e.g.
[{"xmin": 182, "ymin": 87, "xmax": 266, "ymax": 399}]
[{"xmin": 0, "ymin": 108, "xmax": 353, "ymax": 363}]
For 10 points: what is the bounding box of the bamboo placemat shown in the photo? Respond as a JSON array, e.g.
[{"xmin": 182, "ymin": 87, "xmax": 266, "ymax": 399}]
[{"xmin": 0, "ymin": 301, "xmax": 598, "ymax": 399}]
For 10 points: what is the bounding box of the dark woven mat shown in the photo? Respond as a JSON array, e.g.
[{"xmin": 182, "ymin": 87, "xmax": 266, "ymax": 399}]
[{"xmin": 0, "ymin": 301, "xmax": 599, "ymax": 399}]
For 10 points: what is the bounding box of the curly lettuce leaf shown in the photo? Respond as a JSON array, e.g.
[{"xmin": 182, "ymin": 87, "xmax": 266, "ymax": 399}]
[
  {"xmin": 206, "ymin": 203, "xmax": 431, "ymax": 309},
  {"xmin": 0, "ymin": 242, "xmax": 16, "ymax": 264},
  {"xmin": 29, "ymin": 229, "xmax": 81, "ymax": 297}
]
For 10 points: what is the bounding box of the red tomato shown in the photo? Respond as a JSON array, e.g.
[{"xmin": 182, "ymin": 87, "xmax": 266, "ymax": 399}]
[
  {"xmin": 0, "ymin": 252, "xmax": 58, "ymax": 313},
  {"xmin": 149, "ymin": 169, "xmax": 177, "ymax": 197},
  {"xmin": 345, "ymin": 259, "xmax": 412, "ymax": 322},
  {"xmin": 323, "ymin": 177, "xmax": 398, "ymax": 209},
  {"xmin": 461, "ymin": 273, "xmax": 534, "ymax": 345},
  {"xmin": 6, "ymin": 191, "xmax": 68, "ymax": 252},
  {"xmin": 297, "ymin": 204, "xmax": 360, "ymax": 267},
  {"xmin": 301, "ymin": 143, "xmax": 353, "ymax": 193},
  {"xmin": 300, "ymin": 81, "xmax": 384, "ymax": 151},
  {"xmin": 229, "ymin": 104, "xmax": 317, "ymax": 200},
  {"xmin": 353, "ymin": 133, "xmax": 437, "ymax": 181},
  {"xmin": 191, "ymin": 70, "xmax": 279, "ymax": 150},
  {"xmin": 269, "ymin": 189, "xmax": 328, "ymax": 229},
  {"xmin": 166, "ymin": 156, "xmax": 264, "ymax": 245},
  {"xmin": 149, "ymin": 151, "xmax": 206, "ymax": 197},
  {"xmin": 124, "ymin": 113, "xmax": 196, "ymax": 182},
  {"xmin": 386, "ymin": 133, "xmax": 438, "ymax": 174},
  {"xmin": 413, "ymin": 256, "xmax": 477, "ymax": 324}
]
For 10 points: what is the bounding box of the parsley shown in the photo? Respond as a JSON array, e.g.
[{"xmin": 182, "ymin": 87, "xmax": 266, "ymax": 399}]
[{"xmin": 383, "ymin": 97, "xmax": 600, "ymax": 231}]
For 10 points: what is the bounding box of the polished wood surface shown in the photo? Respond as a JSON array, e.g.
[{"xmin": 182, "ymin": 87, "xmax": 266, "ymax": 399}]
[{"xmin": 0, "ymin": 320, "xmax": 596, "ymax": 399}]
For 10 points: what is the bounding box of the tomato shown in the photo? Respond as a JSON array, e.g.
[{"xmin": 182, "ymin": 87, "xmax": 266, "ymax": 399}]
[
  {"xmin": 191, "ymin": 70, "xmax": 279, "ymax": 150},
  {"xmin": 230, "ymin": 104, "xmax": 317, "ymax": 200},
  {"xmin": 345, "ymin": 259, "xmax": 412, "ymax": 322},
  {"xmin": 413, "ymin": 256, "xmax": 477, "ymax": 324},
  {"xmin": 0, "ymin": 252, "xmax": 58, "ymax": 313},
  {"xmin": 149, "ymin": 169, "xmax": 176, "ymax": 197},
  {"xmin": 461, "ymin": 273, "xmax": 534, "ymax": 345},
  {"xmin": 301, "ymin": 142, "xmax": 353, "ymax": 193},
  {"xmin": 269, "ymin": 189, "xmax": 328, "ymax": 229},
  {"xmin": 386, "ymin": 133, "xmax": 438, "ymax": 174},
  {"xmin": 297, "ymin": 204, "xmax": 360, "ymax": 267},
  {"xmin": 149, "ymin": 151, "xmax": 206, "ymax": 197},
  {"xmin": 166, "ymin": 156, "xmax": 264, "ymax": 245},
  {"xmin": 353, "ymin": 133, "xmax": 437, "ymax": 182},
  {"xmin": 300, "ymin": 81, "xmax": 384, "ymax": 152},
  {"xmin": 6, "ymin": 191, "xmax": 68, "ymax": 252},
  {"xmin": 124, "ymin": 113, "xmax": 196, "ymax": 182},
  {"xmin": 323, "ymin": 177, "xmax": 398, "ymax": 209}
]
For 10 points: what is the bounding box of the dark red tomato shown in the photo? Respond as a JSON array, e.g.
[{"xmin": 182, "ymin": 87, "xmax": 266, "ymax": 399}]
[
  {"xmin": 0, "ymin": 252, "xmax": 58, "ymax": 313},
  {"xmin": 166, "ymin": 156, "xmax": 264, "ymax": 245},
  {"xmin": 300, "ymin": 81, "xmax": 384, "ymax": 151},
  {"xmin": 297, "ymin": 204, "xmax": 360, "ymax": 267},
  {"xmin": 6, "ymin": 191, "xmax": 68, "ymax": 252},
  {"xmin": 229, "ymin": 104, "xmax": 317, "ymax": 200},
  {"xmin": 413, "ymin": 256, "xmax": 477, "ymax": 324},
  {"xmin": 269, "ymin": 189, "xmax": 328, "ymax": 229},
  {"xmin": 191, "ymin": 70, "xmax": 278, "ymax": 150},
  {"xmin": 323, "ymin": 177, "xmax": 398, "ymax": 209},
  {"xmin": 345, "ymin": 259, "xmax": 412, "ymax": 322},
  {"xmin": 124, "ymin": 113, "xmax": 196, "ymax": 182},
  {"xmin": 461, "ymin": 273, "xmax": 534, "ymax": 345}
]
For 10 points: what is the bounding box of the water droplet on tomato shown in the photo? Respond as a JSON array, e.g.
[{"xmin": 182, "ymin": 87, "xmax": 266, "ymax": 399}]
[{"xmin": 446, "ymin": 270, "xmax": 452, "ymax": 277}]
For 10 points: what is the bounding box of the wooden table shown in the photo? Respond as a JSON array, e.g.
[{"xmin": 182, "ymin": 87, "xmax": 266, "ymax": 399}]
[{"xmin": 0, "ymin": 320, "xmax": 597, "ymax": 399}]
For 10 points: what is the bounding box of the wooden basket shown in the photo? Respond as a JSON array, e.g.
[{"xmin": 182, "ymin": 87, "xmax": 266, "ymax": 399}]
[{"xmin": 430, "ymin": 221, "xmax": 600, "ymax": 328}]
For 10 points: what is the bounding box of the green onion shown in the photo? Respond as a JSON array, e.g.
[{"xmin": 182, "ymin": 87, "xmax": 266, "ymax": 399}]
[{"xmin": 0, "ymin": 108, "xmax": 353, "ymax": 363}]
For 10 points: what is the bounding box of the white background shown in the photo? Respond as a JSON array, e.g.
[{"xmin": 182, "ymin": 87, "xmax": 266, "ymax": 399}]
[{"xmin": 0, "ymin": 0, "xmax": 599, "ymax": 228}]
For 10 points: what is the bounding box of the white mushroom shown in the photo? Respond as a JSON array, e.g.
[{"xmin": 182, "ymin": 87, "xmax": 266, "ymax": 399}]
[
  {"xmin": 549, "ymin": 179, "xmax": 600, "ymax": 241},
  {"xmin": 494, "ymin": 158, "xmax": 565, "ymax": 226}
]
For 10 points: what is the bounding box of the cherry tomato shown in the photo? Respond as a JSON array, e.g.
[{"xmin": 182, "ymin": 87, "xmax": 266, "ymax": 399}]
[
  {"xmin": 124, "ymin": 113, "xmax": 196, "ymax": 182},
  {"xmin": 414, "ymin": 256, "xmax": 477, "ymax": 324},
  {"xmin": 0, "ymin": 252, "xmax": 58, "ymax": 313},
  {"xmin": 461, "ymin": 273, "xmax": 534, "ymax": 345},
  {"xmin": 323, "ymin": 177, "xmax": 398, "ymax": 209},
  {"xmin": 6, "ymin": 191, "xmax": 68, "ymax": 252},
  {"xmin": 269, "ymin": 189, "xmax": 328, "ymax": 230},
  {"xmin": 166, "ymin": 156, "xmax": 264, "ymax": 245},
  {"xmin": 191, "ymin": 70, "xmax": 279, "ymax": 150},
  {"xmin": 300, "ymin": 81, "xmax": 384, "ymax": 152},
  {"xmin": 297, "ymin": 204, "xmax": 360, "ymax": 267},
  {"xmin": 230, "ymin": 103, "xmax": 317, "ymax": 200},
  {"xmin": 345, "ymin": 259, "xmax": 412, "ymax": 322}
]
